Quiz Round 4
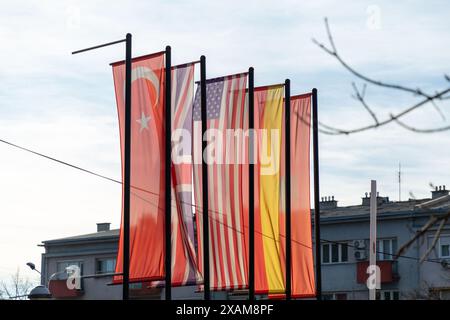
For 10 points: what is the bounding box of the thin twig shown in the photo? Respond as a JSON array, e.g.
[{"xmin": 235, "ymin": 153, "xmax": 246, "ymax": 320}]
[
  {"xmin": 420, "ymin": 214, "xmax": 450, "ymax": 263},
  {"xmin": 312, "ymin": 17, "xmax": 450, "ymax": 135},
  {"xmin": 318, "ymin": 88, "xmax": 450, "ymax": 135},
  {"xmin": 391, "ymin": 116, "xmax": 450, "ymax": 133},
  {"xmin": 396, "ymin": 215, "xmax": 440, "ymax": 258},
  {"xmin": 430, "ymin": 100, "xmax": 446, "ymax": 121},
  {"xmin": 352, "ymin": 82, "xmax": 379, "ymax": 125},
  {"xmin": 313, "ymin": 18, "xmax": 436, "ymax": 98}
]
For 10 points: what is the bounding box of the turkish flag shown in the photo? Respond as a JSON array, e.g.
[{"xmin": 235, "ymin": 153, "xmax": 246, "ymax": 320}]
[{"xmin": 112, "ymin": 52, "xmax": 166, "ymax": 283}]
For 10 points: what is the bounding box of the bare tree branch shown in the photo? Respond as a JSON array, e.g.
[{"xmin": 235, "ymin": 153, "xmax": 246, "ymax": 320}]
[
  {"xmin": 313, "ymin": 18, "xmax": 442, "ymax": 99},
  {"xmin": 420, "ymin": 215, "xmax": 450, "ymax": 263},
  {"xmin": 312, "ymin": 17, "xmax": 450, "ymax": 135},
  {"xmin": 390, "ymin": 115, "xmax": 450, "ymax": 133},
  {"xmin": 292, "ymin": 107, "xmax": 338, "ymax": 135},
  {"xmin": 0, "ymin": 268, "xmax": 33, "ymax": 300},
  {"xmin": 396, "ymin": 215, "xmax": 440, "ymax": 258},
  {"xmin": 312, "ymin": 17, "xmax": 450, "ymax": 260},
  {"xmin": 351, "ymin": 82, "xmax": 379, "ymax": 125},
  {"xmin": 318, "ymin": 88, "xmax": 450, "ymax": 135},
  {"xmin": 430, "ymin": 100, "xmax": 446, "ymax": 121},
  {"xmin": 396, "ymin": 210, "xmax": 450, "ymax": 262}
]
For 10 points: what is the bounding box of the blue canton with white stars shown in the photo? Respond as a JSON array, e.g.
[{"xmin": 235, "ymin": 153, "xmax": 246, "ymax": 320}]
[{"xmin": 193, "ymin": 80, "xmax": 225, "ymax": 121}]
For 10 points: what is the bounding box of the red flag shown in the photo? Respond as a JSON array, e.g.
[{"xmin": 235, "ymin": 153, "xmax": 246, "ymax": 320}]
[
  {"xmin": 112, "ymin": 52, "xmax": 166, "ymax": 283},
  {"xmin": 289, "ymin": 94, "xmax": 315, "ymax": 297},
  {"xmin": 271, "ymin": 93, "xmax": 315, "ymax": 298}
]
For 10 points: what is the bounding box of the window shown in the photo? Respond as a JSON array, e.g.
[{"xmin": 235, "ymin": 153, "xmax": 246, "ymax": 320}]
[
  {"xmin": 376, "ymin": 290, "xmax": 399, "ymax": 300},
  {"xmin": 323, "ymin": 292, "xmax": 348, "ymax": 300},
  {"xmin": 335, "ymin": 293, "xmax": 348, "ymax": 300},
  {"xmin": 341, "ymin": 243, "xmax": 348, "ymax": 261},
  {"xmin": 322, "ymin": 242, "xmax": 348, "ymax": 264},
  {"xmin": 332, "ymin": 243, "xmax": 339, "ymax": 262},
  {"xmin": 130, "ymin": 282, "xmax": 143, "ymax": 289},
  {"xmin": 323, "ymin": 244, "xmax": 330, "ymax": 263},
  {"xmin": 96, "ymin": 258, "xmax": 117, "ymax": 274},
  {"xmin": 376, "ymin": 238, "xmax": 397, "ymax": 261},
  {"xmin": 439, "ymin": 236, "xmax": 450, "ymax": 258},
  {"xmin": 56, "ymin": 261, "xmax": 83, "ymax": 280}
]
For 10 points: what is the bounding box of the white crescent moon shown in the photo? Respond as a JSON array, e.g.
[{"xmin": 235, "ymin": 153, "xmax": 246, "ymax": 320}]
[{"xmin": 124, "ymin": 66, "xmax": 160, "ymax": 109}]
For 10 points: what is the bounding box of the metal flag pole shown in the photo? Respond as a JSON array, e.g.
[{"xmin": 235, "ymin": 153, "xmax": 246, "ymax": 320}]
[
  {"xmin": 72, "ymin": 33, "xmax": 132, "ymax": 301},
  {"xmin": 164, "ymin": 45, "xmax": 172, "ymax": 300},
  {"xmin": 122, "ymin": 33, "xmax": 132, "ymax": 301},
  {"xmin": 248, "ymin": 67, "xmax": 255, "ymax": 300},
  {"xmin": 312, "ymin": 88, "xmax": 322, "ymax": 300},
  {"xmin": 285, "ymin": 79, "xmax": 292, "ymax": 300},
  {"xmin": 369, "ymin": 180, "xmax": 378, "ymax": 300},
  {"xmin": 200, "ymin": 55, "xmax": 210, "ymax": 300}
]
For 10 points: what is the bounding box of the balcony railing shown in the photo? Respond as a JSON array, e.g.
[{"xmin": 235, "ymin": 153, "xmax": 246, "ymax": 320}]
[
  {"xmin": 48, "ymin": 279, "xmax": 84, "ymax": 298},
  {"xmin": 356, "ymin": 260, "xmax": 400, "ymax": 284}
]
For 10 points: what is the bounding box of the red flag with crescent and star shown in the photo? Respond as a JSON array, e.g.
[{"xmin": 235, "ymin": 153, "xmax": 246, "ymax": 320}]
[{"xmin": 112, "ymin": 52, "xmax": 166, "ymax": 283}]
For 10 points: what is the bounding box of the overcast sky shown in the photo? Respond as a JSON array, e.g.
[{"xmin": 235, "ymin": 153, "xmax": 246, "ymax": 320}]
[{"xmin": 0, "ymin": 0, "xmax": 449, "ymax": 284}]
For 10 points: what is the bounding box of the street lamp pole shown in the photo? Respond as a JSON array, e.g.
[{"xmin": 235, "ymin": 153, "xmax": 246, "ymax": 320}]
[{"xmin": 26, "ymin": 262, "xmax": 41, "ymax": 275}]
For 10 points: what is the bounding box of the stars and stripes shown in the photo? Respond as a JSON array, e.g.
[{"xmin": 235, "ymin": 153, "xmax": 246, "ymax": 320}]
[{"xmin": 192, "ymin": 73, "xmax": 249, "ymax": 291}]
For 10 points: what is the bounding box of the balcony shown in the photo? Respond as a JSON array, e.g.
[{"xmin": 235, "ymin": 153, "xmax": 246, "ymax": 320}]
[
  {"xmin": 356, "ymin": 260, "xmax": 400, "ymax": 284},
  {"xmin": 49, "ymin": 279, "xmax": 84, "ymax": 298}
]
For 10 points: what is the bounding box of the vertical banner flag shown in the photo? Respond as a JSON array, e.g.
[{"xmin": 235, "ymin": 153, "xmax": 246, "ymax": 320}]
[
  {"xmin": 275, "ymin": 93, "xmax": 315, "ymax": 298},
  {"xmin": 112, "ymin": 52, "xmax": 166, "ymax": 283},
  {"xmin": 252, "ymin": 85, "xmax": 285, "ymax": 294},
  {"xmin": 193, "ymin": 73, "xmax": 249, "ymax": 290},
  {"xmin": 169, "ymin": 63, "xmax": 201, "ymax": 286},
  {"xmin": 289, "ymin": 94, "xmax": 315, "ymax": 297}
]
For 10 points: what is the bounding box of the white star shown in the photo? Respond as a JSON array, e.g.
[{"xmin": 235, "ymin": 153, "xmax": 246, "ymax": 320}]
[{"xmin": 136, "ymin": 112, "xmax": 151, "ymax": 132}]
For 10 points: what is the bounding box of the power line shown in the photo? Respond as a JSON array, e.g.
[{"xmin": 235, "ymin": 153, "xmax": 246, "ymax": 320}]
[
  {"xmin": 0, "ymin": 138, "xmax": 121, "ymax": 185},
  {"xmin": 0, "ymin": 137, "xmax": 444, "ymax": 265}
]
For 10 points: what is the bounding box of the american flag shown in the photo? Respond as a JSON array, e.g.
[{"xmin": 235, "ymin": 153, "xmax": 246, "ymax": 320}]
[{"xmin": 192, "ymin": 73, "xmax": 249, "ymax": 291}]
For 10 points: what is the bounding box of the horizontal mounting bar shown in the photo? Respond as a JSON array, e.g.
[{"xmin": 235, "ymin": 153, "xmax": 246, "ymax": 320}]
[{"xmin": 72, "ymin": 38, "xmax": 126, "ymax": 55}]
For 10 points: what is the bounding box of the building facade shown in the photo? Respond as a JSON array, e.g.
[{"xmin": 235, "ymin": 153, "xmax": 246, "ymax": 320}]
[
  {"xmin": 317, "ymin": 186, "xmax": 450, "ymax": 300},
  {"xmin": 40, "ymin": 187, "xmax": 450, "ymax": 299},
  {"xmin": 40, "ymin": 223, "xmax": 123, "ymax": 300},
  {"xmin": 40, "ymin": 223, "xmax": 222, "ymax": 300}
]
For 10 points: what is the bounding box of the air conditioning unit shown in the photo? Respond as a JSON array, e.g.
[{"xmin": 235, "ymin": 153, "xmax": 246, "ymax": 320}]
[
  {"xmin": 354, "ymin": 250, "xmax": 367, "ymax": 261},
  {"xmin": 353, "ymin": 240, "xmax": 366, "ymax": 249}
]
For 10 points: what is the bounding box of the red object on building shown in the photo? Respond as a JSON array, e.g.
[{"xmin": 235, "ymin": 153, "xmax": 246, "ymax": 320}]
[
  {"xmin": 49, "ymin": 280, "xmax": 83, "ymax": 298},
  {"xmin": 356, "ymin": 261, "xmax": 399, "ymax": 284}
]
